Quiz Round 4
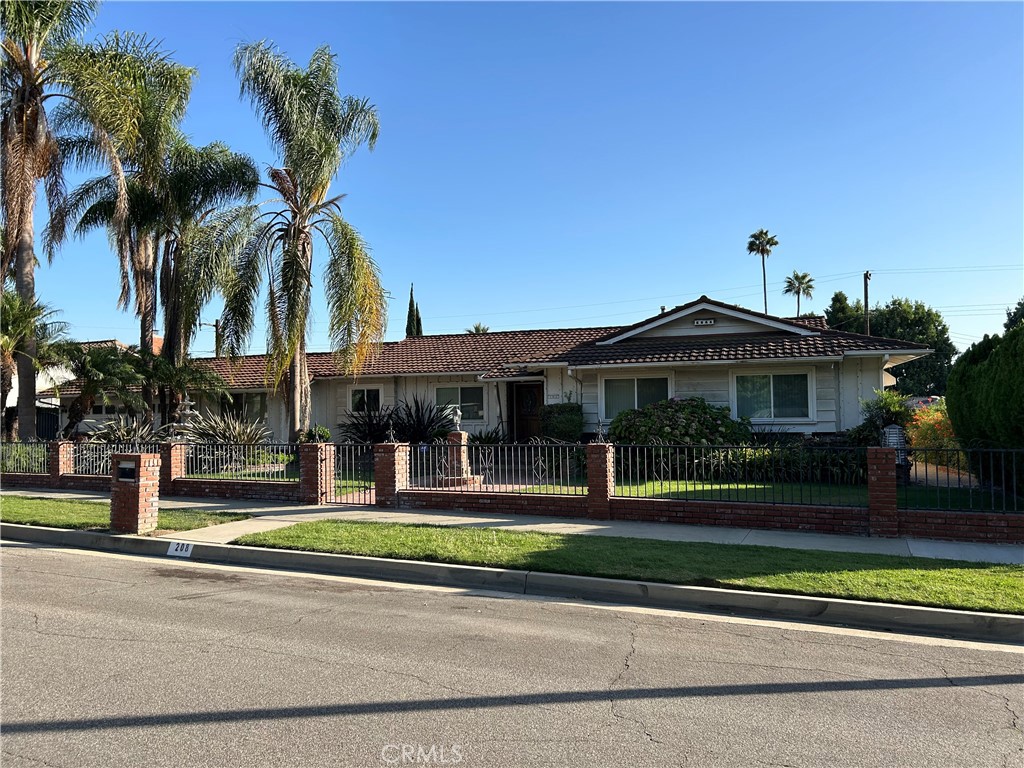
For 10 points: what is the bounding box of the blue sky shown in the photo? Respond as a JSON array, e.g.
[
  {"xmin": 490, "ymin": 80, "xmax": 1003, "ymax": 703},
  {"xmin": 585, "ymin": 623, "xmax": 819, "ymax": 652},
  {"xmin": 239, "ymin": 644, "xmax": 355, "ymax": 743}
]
[{"xmin": 37, "ymin": 1, "xmax": 1024, "ymax": 356}]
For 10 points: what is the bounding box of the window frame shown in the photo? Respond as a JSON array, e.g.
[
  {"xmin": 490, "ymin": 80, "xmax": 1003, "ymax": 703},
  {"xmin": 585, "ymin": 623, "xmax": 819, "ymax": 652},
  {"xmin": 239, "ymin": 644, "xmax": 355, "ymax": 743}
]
[
  {"xmin": 434, "ymin": 384, "xmax": 486, "ymax": 423},
  {"xmin": 598, "ymin": 374, "xmax": 672, "ymax": 422},
  {"xmin": 349, "ymin": 386, "xmax": 383, "ymax": 413},
  {"xmin": 729, "ymin": 367, "xmax": 816, "ymax": 423}
]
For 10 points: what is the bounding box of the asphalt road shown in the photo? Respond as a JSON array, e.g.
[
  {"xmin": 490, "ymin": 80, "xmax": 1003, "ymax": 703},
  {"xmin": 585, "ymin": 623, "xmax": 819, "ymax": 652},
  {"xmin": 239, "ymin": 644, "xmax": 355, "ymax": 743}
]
[{"xmin": 1, "ymin": 543, "xmax": 1021, "ymax": 768}]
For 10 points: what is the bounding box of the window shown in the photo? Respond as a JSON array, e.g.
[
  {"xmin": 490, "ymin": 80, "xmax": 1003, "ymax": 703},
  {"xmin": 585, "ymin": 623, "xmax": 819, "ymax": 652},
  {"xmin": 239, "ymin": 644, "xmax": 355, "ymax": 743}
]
[
  {"xmin": 436, "ymin": 386, "xmax": 484, "ymax": 421},
  {"xmin": 602, "ymin": 377, "xmax": 668, "ymax": 420},
  {"xmin": 735, "ymin": 372, "xmax": 810, "ymax": 420},
  {"xmin": 221, "ymin": 393, "xmax": 268, "ymax": 420},
  {"xmin": 350, "ymin": 388, "xmax": 381, "ymax": 413},
  {"xmin": 91, "ymin": 403, "xmax": 117, "ymax": 415}
]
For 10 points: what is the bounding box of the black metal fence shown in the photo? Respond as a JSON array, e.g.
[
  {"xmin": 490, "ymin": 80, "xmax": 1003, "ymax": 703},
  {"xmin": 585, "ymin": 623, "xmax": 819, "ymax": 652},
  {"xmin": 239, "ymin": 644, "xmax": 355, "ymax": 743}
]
[
  {"xmin": 0, "ymin": 442, "xmax": 49, "ymax": 474},
  {"xmin": 329, "ymin": 443, "xmax": 375, "ymax": 504},
  {"xmin": 900, "ymin": 447, "xmax": 1023, "ymax": 513},
  {"xmin": 408, "ymin": 441, "xmax": 588, "ymax": 496},
  {"xmin": 72, "ymin": 442, "xmax": 163, "ymax": 476},
  {"xmin": 183, "ymin": 443, "xmax": 299, "ymax": 482},
  {"xmin": 613, "ymin": 444, "xmax": 869, "ymax": 507}
]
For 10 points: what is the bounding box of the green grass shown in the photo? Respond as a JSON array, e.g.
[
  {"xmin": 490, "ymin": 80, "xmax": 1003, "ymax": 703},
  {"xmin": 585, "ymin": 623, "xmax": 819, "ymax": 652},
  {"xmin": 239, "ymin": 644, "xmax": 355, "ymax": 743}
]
[
  {"xmin": 235, "ymin": 520, "xmax": 1024, "ymax": 614},
  {"xmin": 0, "ymin": 496, "xmax": 250, "ymax": 532}
]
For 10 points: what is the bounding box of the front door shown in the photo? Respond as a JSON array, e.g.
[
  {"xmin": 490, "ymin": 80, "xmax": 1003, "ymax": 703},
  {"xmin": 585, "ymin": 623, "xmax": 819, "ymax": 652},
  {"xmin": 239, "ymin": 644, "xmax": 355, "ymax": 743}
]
[{"xmin": 512, "ymin": 382, "xmax": 544, "ymax": 441}]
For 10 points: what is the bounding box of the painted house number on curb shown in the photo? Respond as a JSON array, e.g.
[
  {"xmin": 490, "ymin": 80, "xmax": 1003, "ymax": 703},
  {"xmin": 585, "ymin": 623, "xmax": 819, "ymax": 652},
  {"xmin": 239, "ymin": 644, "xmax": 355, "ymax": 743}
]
[{"xmin": 167, "ymin": 542, "xmax": 193, "ymax": 558}]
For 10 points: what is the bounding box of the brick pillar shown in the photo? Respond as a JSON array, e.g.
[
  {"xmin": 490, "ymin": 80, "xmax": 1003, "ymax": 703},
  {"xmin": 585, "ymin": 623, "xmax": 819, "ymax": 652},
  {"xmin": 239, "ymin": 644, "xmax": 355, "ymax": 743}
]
[
  {"xmin": 299, "ymin": 442, "xmax": 336, "ymax": 505},
  {"xmin": 374, "ymin": 442, "xmax": 410, "ymax": 508},
  {"xmin": 109, "ymin": 453, "xmax": 160, "ymax": 535},
  {"xmin": 868, "ymin": 447, "xmax": 899, "ymax": 537},
  {"xmin": 447, "ymin": 431, "xmax": 470, "ymax": 480},
  {"xmin": 586, "ymin": 443, "xmax": 615, "ymax": 520},
  {"xmin": 49, "ymin": 441, "xmax": 74, "ymax": 480},
  {"xmin": 159, "ymin": 442, "xmax": 186, "ymax": 495}
]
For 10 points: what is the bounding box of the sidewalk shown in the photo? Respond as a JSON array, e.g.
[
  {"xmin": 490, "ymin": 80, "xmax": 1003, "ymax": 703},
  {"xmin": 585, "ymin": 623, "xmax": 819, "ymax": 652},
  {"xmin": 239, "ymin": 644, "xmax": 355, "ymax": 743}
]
[{"xmin": 3, "ymin": 487, "xmax": 1022, "ymax": 565}]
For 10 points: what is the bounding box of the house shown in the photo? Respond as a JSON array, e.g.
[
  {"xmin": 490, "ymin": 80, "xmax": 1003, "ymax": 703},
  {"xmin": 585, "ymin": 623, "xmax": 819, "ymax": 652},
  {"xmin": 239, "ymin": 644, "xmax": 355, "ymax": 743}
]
[{"xmin": 141, "ymin": 296, "xmax": 930, "ymax": 441}]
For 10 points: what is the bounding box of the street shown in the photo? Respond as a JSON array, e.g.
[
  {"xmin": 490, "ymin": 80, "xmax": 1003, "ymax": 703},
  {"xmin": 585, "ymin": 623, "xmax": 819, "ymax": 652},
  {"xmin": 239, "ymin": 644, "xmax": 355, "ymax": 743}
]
[{"xmin": 1, "ymin": 542, "xmax": 1021, "ymax": 768}]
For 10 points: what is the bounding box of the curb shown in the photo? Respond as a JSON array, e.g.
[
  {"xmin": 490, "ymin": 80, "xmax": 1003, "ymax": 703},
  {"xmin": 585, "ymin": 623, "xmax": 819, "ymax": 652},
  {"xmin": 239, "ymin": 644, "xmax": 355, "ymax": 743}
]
[{"xmin": 3, "ymin": 523, "xmax": 1022, "ymax": 644}]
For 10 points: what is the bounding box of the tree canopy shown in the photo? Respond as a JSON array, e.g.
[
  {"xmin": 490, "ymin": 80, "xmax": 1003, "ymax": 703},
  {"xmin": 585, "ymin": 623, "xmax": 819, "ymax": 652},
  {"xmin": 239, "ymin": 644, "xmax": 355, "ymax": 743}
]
[{"xmin": 824, "ymin": 291, "xmax": 957, "ymax": 395}]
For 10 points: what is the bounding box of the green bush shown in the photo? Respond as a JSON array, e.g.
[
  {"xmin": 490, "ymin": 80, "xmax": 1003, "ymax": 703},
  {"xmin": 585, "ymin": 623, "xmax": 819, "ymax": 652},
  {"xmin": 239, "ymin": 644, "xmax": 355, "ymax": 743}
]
[
  {"xmin": 469, "ymin": 425, "xmax": 507, "ymax": 444},
  {"xmin": 298, "ymin": 424, "xmax": 333, "ymax": 443},
  {"xmin": 539, "ymin": 403, "xmax": 584, "ymax": 442},
  {"xmin": 845, "ymin": 389, "xmax": 914, "ymax": 446},
  {"xmin": 609, "ymin": 397, "xmax": 751, "ymax": 446},
  {"xmin": 176, "ymin": 411, "xmax": 271, "ymax": 444},
  {"xmin": 88, "ymin": 416, "xmax": 169, "ymax": 443}
]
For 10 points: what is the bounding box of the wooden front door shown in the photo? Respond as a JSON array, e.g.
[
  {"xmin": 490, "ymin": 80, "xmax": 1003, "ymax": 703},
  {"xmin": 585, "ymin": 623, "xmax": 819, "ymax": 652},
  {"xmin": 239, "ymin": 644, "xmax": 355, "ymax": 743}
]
[{"xmin": 511, "ymin": 382, "xmax": 544, "ymax": 441}]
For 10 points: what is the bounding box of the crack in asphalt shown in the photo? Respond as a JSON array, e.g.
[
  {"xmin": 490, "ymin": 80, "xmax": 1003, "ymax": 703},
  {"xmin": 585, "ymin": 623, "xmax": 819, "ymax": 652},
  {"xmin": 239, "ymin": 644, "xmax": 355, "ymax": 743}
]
[
  {"xmin": 607, "ymin": 616, "xmax": 664, "ymax": 747},
  {"xmin": 1, "ymin": 748, "xmax": 67, "ymax": 768}
]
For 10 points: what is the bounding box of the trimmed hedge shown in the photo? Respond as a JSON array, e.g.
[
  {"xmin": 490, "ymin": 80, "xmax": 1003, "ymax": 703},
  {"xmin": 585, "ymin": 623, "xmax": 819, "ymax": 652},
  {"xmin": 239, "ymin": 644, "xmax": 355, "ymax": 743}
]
[
  {"xmin": 539, "ymin": 403, "xmax": 584, "ymax": 442},
  {"xmin": 610, "ymin": 397, "xmax": 751, "ymax": 446}
]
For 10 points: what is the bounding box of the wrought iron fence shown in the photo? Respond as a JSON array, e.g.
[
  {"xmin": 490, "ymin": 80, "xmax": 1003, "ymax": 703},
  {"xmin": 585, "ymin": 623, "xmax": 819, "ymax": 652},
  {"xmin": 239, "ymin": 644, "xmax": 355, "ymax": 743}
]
[
  {"xmin": 183, "ymin": 443, "xmax": 299, "ymax": 482},
  {"xmin": 408, "ymin": 441, "xmax": 588, "ymax": 495},
  {"xmin": 329, "ymin": 443, "xmax": 375, "ymax": 504},
  {"xmin": 613, "ymin": 444, "xmax": 869, "ymax": 507},
  {"xmin": 0, "ymin": 442, "xmax": 49, "ymax": 474},
  {"xmin": 72, "ymin": 442, "xmax": 163, "ymax": 476},
  {"xmin": 900, "ymin": 447, "xmax": 1023, "ymax": 513}
]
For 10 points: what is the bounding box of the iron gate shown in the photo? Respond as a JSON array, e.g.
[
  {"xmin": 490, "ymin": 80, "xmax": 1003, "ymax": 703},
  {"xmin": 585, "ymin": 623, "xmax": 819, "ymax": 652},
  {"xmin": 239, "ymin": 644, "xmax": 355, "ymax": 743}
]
[{"xmin": 328, "ymin": 443, "xmax": 375, "ymax": 504}]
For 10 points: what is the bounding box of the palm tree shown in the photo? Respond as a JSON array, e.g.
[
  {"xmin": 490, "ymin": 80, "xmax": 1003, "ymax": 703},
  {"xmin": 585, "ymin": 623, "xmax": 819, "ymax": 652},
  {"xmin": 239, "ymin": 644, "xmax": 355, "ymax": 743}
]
[
  {"xmin": 3, "ymin": 11, "xmax": 182, "ymax": 435},
  {"xmin": 0, "ymin": 286, "xmax": 67, "ymax": 439},
  {"xmin": 746, "ymin": 229, "xmax": 779, "ymax": 314},
  {"xmin": 46, "ymin": 34, "xmax": 195, "ymax": 417},
  {"xmin": 782, "ymin": 271, "xmax": 815, "ymax": 316},
  {"xmin": 465, "ymin": 323, "xmax": 489, "ymax": 334},
  {"xmin": 56, "ymin": 343, "xmax": 144, "ymax": 438},
  {"xmin": 221, "ymin": 41, "xmax": 385, "ymax": 440}
]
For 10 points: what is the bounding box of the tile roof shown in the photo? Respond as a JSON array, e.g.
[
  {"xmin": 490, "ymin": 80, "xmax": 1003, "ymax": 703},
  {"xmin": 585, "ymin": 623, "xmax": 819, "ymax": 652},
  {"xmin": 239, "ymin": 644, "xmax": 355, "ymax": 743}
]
[{"xmin": 43, "ymin": 302, "xmax": 930, "ymax": 396}]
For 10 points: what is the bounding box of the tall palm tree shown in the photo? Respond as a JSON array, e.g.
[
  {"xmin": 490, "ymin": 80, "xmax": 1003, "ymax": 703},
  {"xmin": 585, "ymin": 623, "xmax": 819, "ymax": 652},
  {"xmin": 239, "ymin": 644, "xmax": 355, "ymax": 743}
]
[
  {"xmin": 46, "ymin": 34, "xmax": 195, "ymax": 418},
  {"xmin": 3, "ymin": 10, "xmax": 175, "ymax": 435},
  {"xmin": 0, "ymin": 286, "xmax": 67, "ymax": 439},
  {"xmin": 746, "ymin": 229, "xmax": 779, "ymax": 314},
  {"xmin": 465, "ymin": 323, "xmax": 489, "ymax": 334},
  {"xmin": 221, "ymin": 41, "xmax": 385, "ymax": 440},
  {"xmin": 782, "ymin": 271, "xmax": 815, "ymax": 316}
]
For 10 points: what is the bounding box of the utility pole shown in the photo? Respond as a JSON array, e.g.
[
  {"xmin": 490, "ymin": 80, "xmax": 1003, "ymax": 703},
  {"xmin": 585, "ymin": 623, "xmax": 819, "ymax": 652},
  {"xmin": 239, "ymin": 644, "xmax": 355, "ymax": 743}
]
[
  {"xmin": 863, "ymin": 271, "xmax": 871, "ymax": 335},
  {"xmin": 199, "ymin": 320, "xmax": 223, "ymax": 357}
]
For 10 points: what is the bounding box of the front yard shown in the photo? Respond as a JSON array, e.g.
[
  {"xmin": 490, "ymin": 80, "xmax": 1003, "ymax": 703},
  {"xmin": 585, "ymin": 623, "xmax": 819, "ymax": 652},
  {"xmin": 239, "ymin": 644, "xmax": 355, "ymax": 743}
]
[
  {"xmin": 234, "ymin": 520, "xmax": 1024, "ymax": 614},
  {"xmin": 0, "ymin": 496, "xmax": 251, "ymax": 533}
]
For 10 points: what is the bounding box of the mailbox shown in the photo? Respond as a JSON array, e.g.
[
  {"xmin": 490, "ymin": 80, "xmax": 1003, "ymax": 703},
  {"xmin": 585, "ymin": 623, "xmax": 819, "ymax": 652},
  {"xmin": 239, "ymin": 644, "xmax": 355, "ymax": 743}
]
[{"xmin": 117, "ymin": 460, "xmax": 137, "ymax": 482}]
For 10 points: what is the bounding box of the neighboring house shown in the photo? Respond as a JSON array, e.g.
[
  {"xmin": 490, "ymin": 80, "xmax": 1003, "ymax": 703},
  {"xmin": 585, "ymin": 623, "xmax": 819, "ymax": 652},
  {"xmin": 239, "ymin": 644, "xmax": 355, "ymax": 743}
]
[{"xmin": 44, "ymin": 297, "xmax": 932, "ymax": 441}]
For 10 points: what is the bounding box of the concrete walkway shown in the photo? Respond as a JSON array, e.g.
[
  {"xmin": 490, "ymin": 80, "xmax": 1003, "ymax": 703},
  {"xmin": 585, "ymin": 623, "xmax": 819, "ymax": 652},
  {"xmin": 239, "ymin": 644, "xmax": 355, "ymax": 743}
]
[{"xmin": 3, "ymin": 487, "xmax": 1022, "ymax": 565}]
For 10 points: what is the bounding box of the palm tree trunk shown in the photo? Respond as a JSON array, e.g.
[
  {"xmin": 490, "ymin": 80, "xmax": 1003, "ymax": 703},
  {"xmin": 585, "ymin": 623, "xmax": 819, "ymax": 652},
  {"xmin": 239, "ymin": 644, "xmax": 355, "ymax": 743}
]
[
  {"xmin": 138, "ymin": 237, "xmax": 158, "ymax": 422},
  {"xmin": 797, "ymin": 294, "xmax": 801, "ymax": 316},
  {"xmin": 14, "ymin": 199, "xmax": 37, "ymax": 439},
  {"xmin": 1, "ymin": 356, "xmax": 14, "ymax": 440},
  {"xmin": 63, "ymin": 394, "xmax": 94, "ymax": 439},
  {"xmin": 761, "ymin": 255, "xmax": 768, "ymax": 314}
]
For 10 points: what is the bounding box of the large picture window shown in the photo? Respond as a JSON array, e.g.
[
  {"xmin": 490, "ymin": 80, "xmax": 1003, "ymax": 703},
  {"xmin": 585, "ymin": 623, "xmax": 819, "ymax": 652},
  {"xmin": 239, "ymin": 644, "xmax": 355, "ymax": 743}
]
[
  {"xmin": 221, "ymin": 393, "xmax": 268, "ymax": 421},
  {"xmin": 436, "ymin": 386, "xmax": 485, "ymax": 421},
  {"xmin": 735, "ymin": 373, "xmax": 810, "ymax": 420},
  {"xmin": 603, "ymin": 377, "xmax": 669, "ymax": 420},
  {"xmin": 350, "ymin": 388, "xmax": 381, "ymax": 413}
]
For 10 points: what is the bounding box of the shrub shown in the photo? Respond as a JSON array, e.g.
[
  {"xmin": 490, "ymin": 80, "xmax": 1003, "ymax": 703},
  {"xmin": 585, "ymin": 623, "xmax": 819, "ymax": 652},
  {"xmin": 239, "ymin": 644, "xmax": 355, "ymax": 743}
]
[
  {"xmin": 87, "ymin": 415, "xmax": 169, "ymax": 444},
  {"xmin": 338, "ymin": 406, "xmax": 397, "ymax": 444},
  {"xmin": 609, "ymin": 397, "xmax": 751, "ymax": 446},
  {"xmin": 298, "ymin": 424, "xmax": 333, "ymax": 443},
  {"xmin": 176, "ymin": 411, "xmax": 271, "ymax": 444},
  {"xmin": 539, "ymin": 403, "xmax": 584, "ymax": 442},
  {"xmin": 469, "ymin": 425, "xmax": 507, "ymax": 444},
  {"xmin": 392, "ymin": 396, "xmax": 455, "ymax": 444},
  {"xmin": 845, "ymin": 389, "xmax": 913, "ymax": 446},
  {"xmin": 906, "ymin": 400, "xmax": 964, "ymax": 468}
]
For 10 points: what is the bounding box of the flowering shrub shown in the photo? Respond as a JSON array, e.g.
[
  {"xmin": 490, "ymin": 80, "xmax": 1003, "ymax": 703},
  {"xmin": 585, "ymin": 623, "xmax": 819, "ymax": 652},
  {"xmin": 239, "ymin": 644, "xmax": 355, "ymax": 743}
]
[
  {"xmin": 906, "ymin": 400, "xmax": 965, "ymax": 468},
  {"xmin": 610, "ymin": 397, "xmax": 751, "ymax": 446}
]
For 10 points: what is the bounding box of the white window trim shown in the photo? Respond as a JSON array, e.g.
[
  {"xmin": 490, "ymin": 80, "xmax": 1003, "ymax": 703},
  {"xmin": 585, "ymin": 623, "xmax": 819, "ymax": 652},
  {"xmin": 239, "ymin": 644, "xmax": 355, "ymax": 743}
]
[
  {"xmin": 348, "ymin": 386, "xmax": 383, "ymax": 413},
  {"xmin": 729, "ymin": 367, "xmax": 816, "ymax": 423},
  {"xmin": 598, "ymin": 373, "xmax": 674, "ymax": 422},
  {"xmin": 434, "ymin": 385, "xmax": 486, "ymax": 423}
]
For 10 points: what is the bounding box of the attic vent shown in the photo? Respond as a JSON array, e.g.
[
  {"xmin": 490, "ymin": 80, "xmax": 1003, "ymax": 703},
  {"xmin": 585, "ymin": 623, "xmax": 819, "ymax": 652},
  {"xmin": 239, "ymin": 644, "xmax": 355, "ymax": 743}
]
[{"xmin": 693, "ymin": 319, "xmax": 716, "ymax": 327}]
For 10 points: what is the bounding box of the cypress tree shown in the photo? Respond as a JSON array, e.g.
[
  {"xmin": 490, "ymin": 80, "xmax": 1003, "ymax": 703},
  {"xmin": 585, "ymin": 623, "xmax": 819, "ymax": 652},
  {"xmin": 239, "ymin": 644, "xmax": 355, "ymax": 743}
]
[{"xmin": 405, "ymin": 285, "xmax": 421, "ymax": 338}]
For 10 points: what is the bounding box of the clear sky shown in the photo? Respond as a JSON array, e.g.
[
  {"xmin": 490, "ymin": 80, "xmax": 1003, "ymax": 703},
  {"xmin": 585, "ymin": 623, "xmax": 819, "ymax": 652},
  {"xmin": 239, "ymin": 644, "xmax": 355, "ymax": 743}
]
[{"xmin": 36, "ymin": 1, "xmax": 1024, "ymax": 357}]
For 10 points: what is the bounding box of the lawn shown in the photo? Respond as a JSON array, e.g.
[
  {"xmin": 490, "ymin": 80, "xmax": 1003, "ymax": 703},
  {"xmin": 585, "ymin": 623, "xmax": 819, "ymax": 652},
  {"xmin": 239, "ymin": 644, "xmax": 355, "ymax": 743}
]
[
  {"xmin": 235, "ymin": 520, "xmax": 1024, "ymax": 614},
  {"xmin": 0, "ymin": 496, "xmax": 250, "ymax": 532}
]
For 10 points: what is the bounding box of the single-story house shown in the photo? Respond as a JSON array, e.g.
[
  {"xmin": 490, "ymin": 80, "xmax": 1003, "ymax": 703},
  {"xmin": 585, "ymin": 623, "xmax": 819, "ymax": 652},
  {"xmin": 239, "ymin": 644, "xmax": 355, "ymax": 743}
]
[
  {"xmin": 177, "ymin": 297, "xmax": 936, "ymax": 440},
  {"xmin": 46, "ymin": 297, "xmax": 932, "ymax": 440}
]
